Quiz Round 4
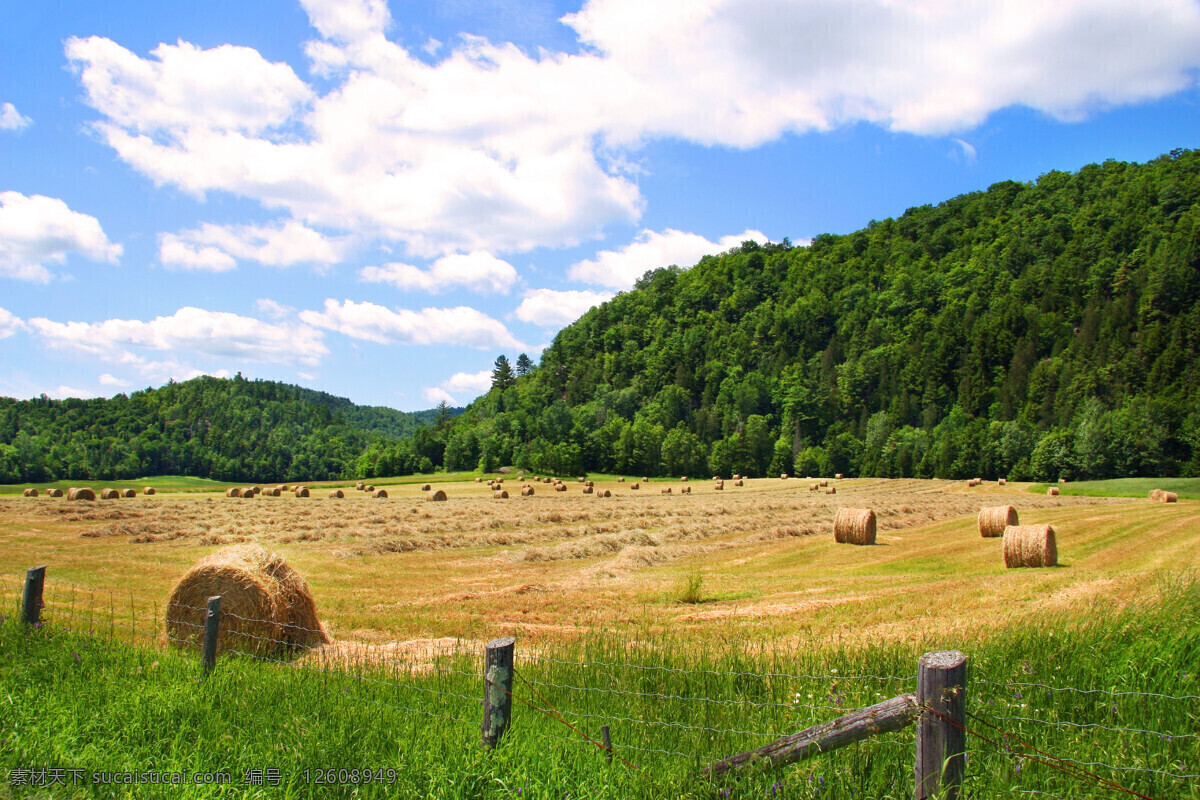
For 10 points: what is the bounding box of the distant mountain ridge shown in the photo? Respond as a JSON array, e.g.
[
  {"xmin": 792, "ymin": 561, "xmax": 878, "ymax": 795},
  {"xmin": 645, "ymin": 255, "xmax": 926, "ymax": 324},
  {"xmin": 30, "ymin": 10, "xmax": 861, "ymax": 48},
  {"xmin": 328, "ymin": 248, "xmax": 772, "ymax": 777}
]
[
  {"xmin": 0, "ymin": 375, "xmax": 458, "ymax": 483},
  {"xmin": 439, "ymin": 149, "xmax": 1200, "ymax": 480}
]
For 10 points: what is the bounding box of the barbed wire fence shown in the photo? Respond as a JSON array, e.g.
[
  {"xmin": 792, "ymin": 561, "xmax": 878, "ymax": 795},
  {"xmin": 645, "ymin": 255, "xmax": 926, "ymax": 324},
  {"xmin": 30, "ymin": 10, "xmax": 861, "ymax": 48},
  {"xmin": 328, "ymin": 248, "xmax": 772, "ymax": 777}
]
[{"xmin": 4, "ymin": 569, "xmax": 1198, "ymax": 798}]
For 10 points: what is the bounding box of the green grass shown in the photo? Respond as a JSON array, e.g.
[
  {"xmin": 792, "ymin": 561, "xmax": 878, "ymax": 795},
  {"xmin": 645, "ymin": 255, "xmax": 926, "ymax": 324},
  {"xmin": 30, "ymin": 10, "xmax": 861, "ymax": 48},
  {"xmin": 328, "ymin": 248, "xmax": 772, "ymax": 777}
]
[
  {"xmin": 1, "ymin": 574, "xmax": 1197, "ymax": 799},
  {"xmin": 1029, "ymin": 477, "xmax": 1200, "ymax": 499},
  {"xmin": 0, "ymin": 476, "xmax": 226, "ymax": 496}
]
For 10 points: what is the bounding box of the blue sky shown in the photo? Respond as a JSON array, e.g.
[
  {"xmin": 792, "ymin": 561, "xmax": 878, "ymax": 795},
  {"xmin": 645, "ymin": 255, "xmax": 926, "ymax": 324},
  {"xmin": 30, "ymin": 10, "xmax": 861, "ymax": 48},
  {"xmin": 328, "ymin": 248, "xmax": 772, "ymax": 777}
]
[{"xmin": 1, "ymin": 0, "xmax": 1198, "ymax": 411}]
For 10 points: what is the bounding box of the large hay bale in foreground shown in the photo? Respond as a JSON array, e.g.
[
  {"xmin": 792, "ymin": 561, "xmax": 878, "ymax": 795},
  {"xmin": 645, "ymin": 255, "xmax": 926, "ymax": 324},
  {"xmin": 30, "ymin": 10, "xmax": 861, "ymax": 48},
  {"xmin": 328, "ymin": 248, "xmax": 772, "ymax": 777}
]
[
  {"xmin": 294, "ymin": 486, "xmax": 310, "ymax": 498},
  {"xmin": 122, "ymin": 488, "xmax": 136, "ymax": 498},
  {"xmin": 226, "ymin": 487, "xmax": 242, "ymax": 498},
  {"xmin": 834, "ymin": 508, "xmax": 876, "ymax": 545},
  {"xmin": 427, "ymin": 489, "xmax": 447, "ymax": 502},
  {"xmin": 1003, "ymin": 525, "xmax": 1057, "ymax": 568},
  {"xmin": 165, "ymin": 543, "xmax": 328, "ymax": 658},
  {"xmin": 1047, "ymin": 487, "xmax": 1059, "ymax": 497},
  {"xmin": 143, "ymin": 487, "xmax": 156, "ymax": 495},
  {"xmin": 979, "ymin": 506, "xmax": 1018, "ymax": 538},
  {"xmin": 372, "ymin": 489, "xmax": 388, "ymax": 499},
  {"xmin": 100, "ymin": 488, "xmax": 120, "ymax": 500},
  {"xmin": 328, "ymin": 489, "xmax": 344, "ymax": 499},
  {"xmin": 47, "ymin": 488, "xmax": 63, "ymax": 498},
  {"xmin": 68, "ymin": 487, "xmax": 95, "ymax": 501},
  {"xmin": 1149, "ymin": 489, "xmax": 1164, "ymax": 502},
  {"xmin": 1162, "ymin": 492, "xmax": 1178, "ymax": 503}
]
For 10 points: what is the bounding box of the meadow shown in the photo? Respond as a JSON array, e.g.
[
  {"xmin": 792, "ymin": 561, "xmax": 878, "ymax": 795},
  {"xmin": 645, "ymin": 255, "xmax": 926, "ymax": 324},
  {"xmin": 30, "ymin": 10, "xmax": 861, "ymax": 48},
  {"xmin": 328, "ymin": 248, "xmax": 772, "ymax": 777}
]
[{"xmin": 1, "ymin": 474, "xmax": 1197, "ymax": 798}]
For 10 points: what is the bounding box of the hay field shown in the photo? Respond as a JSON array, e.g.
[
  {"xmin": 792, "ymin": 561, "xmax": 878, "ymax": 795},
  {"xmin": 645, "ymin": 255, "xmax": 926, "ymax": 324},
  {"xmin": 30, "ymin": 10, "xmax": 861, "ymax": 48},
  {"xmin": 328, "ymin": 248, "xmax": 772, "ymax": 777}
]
[{"xmin": 1, "ymin": 476, "xmax": 1196, "ymax": 650}]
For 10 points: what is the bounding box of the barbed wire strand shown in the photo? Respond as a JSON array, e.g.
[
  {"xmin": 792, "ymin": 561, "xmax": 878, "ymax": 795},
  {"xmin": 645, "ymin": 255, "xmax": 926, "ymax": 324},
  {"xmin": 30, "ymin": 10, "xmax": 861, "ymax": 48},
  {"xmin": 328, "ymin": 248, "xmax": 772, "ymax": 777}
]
[
  {"xmin": 520, "ymin": 675, "xmax": 852, "ymax": 712},
  {"xmin": 978, "ymin": 679, "xmax": 1200, "ymax": 704},
  {"xmin": 520, "ymin": 653, "xmax": 913, "ymax": 684},
  {"xmin": 986, "ymin": 713, "xmax": 1196, "ymax": 742}
]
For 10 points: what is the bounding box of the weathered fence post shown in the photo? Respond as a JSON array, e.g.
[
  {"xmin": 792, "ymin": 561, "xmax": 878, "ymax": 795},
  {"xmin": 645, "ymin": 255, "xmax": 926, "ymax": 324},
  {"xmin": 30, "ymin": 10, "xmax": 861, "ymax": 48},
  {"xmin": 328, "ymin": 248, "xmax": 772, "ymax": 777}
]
[
  {"xmin": 482, "ymin": 636, "xmax": 515, "ymax": 748},
  {"xmin": 915, "ymin": 650, "xmax": 967, "ymax": 800},
  {"xmin": 601, "ymin": 724, "xmax": 613, "ymax": 765},
  {"xmin": 200, "ymin": 596, "xmax": 222, "ymax": 675},
  {"xmin": 22, "ymin": 566, "xmax": 46, "ymax": 626}
]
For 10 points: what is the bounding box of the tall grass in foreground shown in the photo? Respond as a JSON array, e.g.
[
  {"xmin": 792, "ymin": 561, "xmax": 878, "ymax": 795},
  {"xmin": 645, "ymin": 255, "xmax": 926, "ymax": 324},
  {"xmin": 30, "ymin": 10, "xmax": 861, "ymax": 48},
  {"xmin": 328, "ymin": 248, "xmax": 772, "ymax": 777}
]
[{"xmin": 0, "ymin": 575, "xmax": 1197, "ymax": 799}]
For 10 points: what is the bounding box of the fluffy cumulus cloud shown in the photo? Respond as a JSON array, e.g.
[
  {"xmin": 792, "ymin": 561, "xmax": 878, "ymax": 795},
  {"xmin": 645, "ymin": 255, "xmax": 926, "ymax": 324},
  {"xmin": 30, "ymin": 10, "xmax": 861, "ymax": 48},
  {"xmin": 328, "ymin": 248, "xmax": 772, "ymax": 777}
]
[
  {"xmin": 422, "ymin": 369, "xmax": 492, "ymax": 405},
  {"xmin": 0, "ymin": 192, "xmax": 122, "ymax": 282},
  {"xmin": 64, "ymin": 0, "xmax": 1200, "ymax": 259},
  {"xmin": 97, "ymin": 373, "xmax": 131, "ymax": 388},
  {"xmin": 0, "ymin": 307, "xmax": 25, "ymax": 338},
  {"xmin": 569, "ymin": 228, "xmax": 768, "ymax": 290},
  {"xmin": 159, "ymin": 220, "xmax": 346, "ymax": 271},
  {"xmin": 26, "ymin": 307, "xmax": 327, "ymax": 373},
  {"xmin": 514, "ymin": 288, "xmax": 614, "ymax": 327},
  {"xmin": 0, "ymin": 102, "xmax": 32, "ymax": 131},
  {"xmin": 421, "ymin": 387, "xmax": 456, "ymax": 405},
  {"xmin": 359, "ymin": 252, "xmax": 518, "ymax": 294},
  {"xmin": 300, "ymin": 299, "xmax": 525, "ymax": 350}
]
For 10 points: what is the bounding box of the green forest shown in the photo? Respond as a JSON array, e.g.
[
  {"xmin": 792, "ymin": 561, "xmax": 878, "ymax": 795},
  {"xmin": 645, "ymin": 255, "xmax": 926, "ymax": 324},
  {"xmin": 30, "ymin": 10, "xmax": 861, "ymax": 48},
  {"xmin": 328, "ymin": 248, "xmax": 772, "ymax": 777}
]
[
  {"xmin": 4, "ymin": 150, "xmax": 1199, "ymax": 483},
  {"xmin": 439, "ymin": 149, "xmax": 1200, "ymax": 481},
  {"xmin": 0, "ymin": 376, "xmax": 455, "ymax": 483}
]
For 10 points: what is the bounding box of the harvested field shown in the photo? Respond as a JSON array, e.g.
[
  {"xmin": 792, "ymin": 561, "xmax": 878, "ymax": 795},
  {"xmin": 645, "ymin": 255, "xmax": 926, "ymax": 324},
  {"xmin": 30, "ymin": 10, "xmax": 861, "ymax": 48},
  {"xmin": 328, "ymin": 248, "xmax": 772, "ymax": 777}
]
[{"xmin": 1, "ymin": 477, "xmax": 1195, "ymax": 651}]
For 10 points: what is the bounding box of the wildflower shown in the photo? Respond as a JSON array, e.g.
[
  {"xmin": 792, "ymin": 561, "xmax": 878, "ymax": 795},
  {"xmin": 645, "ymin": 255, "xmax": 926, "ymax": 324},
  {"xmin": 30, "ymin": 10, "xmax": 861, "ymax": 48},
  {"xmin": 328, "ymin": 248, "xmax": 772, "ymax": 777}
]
[
  {"xmin": 830, "ymin": 668, "xmax": 838, "ymax": 674},
  {"xmin": 72, "ymin": 652, "xmax": 80, "ymax": 663}
]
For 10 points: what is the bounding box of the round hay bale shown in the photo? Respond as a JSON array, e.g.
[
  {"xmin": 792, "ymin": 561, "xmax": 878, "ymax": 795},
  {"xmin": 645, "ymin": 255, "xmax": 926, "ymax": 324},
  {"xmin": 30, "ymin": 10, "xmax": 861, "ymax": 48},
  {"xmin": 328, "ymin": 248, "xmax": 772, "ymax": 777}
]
[
  {"xmin": 68, "ymin": 487, "xmax": 96, "ymax": 502},
  {"xmin": 714, "ymin": 482, "xmax": 724, "ymax": 490},
  {"xmin": 495, "ymin": 478, "xmax": 504, "ymax": 485},
  {"xmin": 599, "ymin": 489, "xmax": 612, "ymax": 498},
  {"xmin": 47, "ymin": 488, "xmax": 63, "ymax": 498},
  {"xmin": 421, "ymin": 483, "xmax": 432, "ymax": 492},
  {"xmin": 226, "ymin": 487, "xmax": 242, "ymax": 498},
  {"xmin": 475, "ymin": 477, "xmax": 483, "ymax": 483},
  {"xmin": 733, "ymin": 474, "xmax": 742, "ymax": 480},
  {"xmin": 365, "ymin": 484, "xmax": 375, "ymax": 492},
  {"xmin": 835, "ymin": 473, "xmax": 843, "ymax": 479},
  {"xmin": 965, "ymin": 480, "xmax": 975, "ymax": 488},
  {"xmin": 165, "ymin": 543, "xmax": 328, "ymax": 657},
  {"xmin": 680, "ymin": 476, "xmax": 688, "ymax": 482},
  {"xmin": 712, "ymin": 475, "xmax": 720, "ymax": 481},
  {"xmin": 826, "ymin": 487, "xmax": 837, "ymax": 494},
  {"xmin": 328, "ymin": 489, "xmax": 344, "ymax": 499},
  {"xmin": 100, "ymin": 488, "xmax": 120, "ymax": 500},
  {"xmin": 294, "ymin": 486, "xmax": 310, "ymax": 498},
  {"xmin": 978, "ymin": 506, "xmax": 1018, "ymax": 538},
  {"xmin": 267, "ymin": 487, "xmax": 281, "ymax": 497},
  {"xmin": 122, "ymin": 488, "xmax": 136, "ymax": 498},
  {"xmin": 819, "ymin": 480, "xmax": 828, "ymax": 488},
  {"xmin": 1148, "ymin": 489, "xmax": 1164, "ymax": 502},
  {"xmin": 554, "ymin": 484, "xmax": 567, "ymax": 492},
  {"xmin": 810, "ymin": 484, "xmax": 819, "ymax": 491},
  {"xmin": 1058, "ymin": 478, "xmax": 1067, "ymax": 484},
  {"xmin": 372, "ymin": 488, "xmax": 388, "ymax": 499},
  {"xmin": 143, "ymin": 487, "xmax": 156, "ymax": 495},
  {"xmin": 1047, "ymin": 487, "xmax": 1059, "ymax": 497},
  {"xmin": 834, "ymin": 508, "xmax": 876, "ymax": 545},
  {"xmin": 681, "ymin": 485, "xmax": 691, "ymax": 494},
  {"xmin": 734, "ymin": 479, "xmax": 743, "ymax": 487},
  {"xmin": 780, "ymin": 474, "xmax": 789, "ymax": 480},
  {"xmin": 242, "ymin": 488, "xmax": 257, "ymax": 499},
  {"xmin": 582, "ymin": 486, "xmax": 594, "ymax": 494},
  {"xmin": 281, "ymin": 485, "xmax": 291, "ymax": 492},
  {"xmin": 642, "ymin": 477, "xmax": 649, "ymax": 483},
  {"xmin": 585, "ymin": 480, "xmax": 594, "ymax": 487},
  {"xmin": 356, "ymin": 481, "xmax": 366, "ymax": 490},
  {"xmin": 578, "ymin": 477, "xmax": 585, "ymax": 483},
  {"xmin": 998, "ymin": 479, "xmax": 1007, "ymax": 486},
  {"xmin": 251, "ymin": 486, "xmax": 261, "ymax": 495},
  {"xmin": 494, "ymin": 490, "xmax": 509, "ymax": 499},
  {"xmin": 631, "ymin": 482, "xmax": 640, "ymax": 490},
  {"xmin": 1003, "ymin": 525, "xmax": 1057, "ymax": 568},
  {"xmin": 22, "ymin": 488, "xmax": 33, "ymax": 497},
  {"xmin": 521, "ymin": 486, "xmax": 535, "ymax": 496},
  {"xmin": 617, "ymin": 477, "xmax": 625, "ymax": 483},
  {"xmin": 1163, "ymin": 492, "xmax": 1178, "ymax": 503},
  {"xmin": 661, "ymin": 487, "xmax": 672, "ymax": 494},
  {"xmin": 427, "ymin": 489, "xmax": 448, "ymax": 502}
]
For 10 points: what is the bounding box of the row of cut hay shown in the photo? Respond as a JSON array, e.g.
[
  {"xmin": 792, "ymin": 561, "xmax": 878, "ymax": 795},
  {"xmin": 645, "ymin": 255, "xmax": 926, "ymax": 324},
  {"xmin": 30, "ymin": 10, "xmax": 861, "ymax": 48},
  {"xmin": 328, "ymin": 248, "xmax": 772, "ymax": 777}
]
[{"xmin": 165, "ymin": 543, "xmax": 328, "ymax": 658}]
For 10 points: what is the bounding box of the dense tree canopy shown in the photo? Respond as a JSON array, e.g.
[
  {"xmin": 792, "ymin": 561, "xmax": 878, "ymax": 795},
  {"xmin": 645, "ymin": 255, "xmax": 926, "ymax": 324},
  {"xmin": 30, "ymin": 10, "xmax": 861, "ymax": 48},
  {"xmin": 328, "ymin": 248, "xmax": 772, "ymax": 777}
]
[
  {"xmin": 0, "ymin": 375, "xmax": 456, "ymax": 483},
  {"xmin": 446, "ymin": 150, "xmax": 1200, "ymax": 480}
]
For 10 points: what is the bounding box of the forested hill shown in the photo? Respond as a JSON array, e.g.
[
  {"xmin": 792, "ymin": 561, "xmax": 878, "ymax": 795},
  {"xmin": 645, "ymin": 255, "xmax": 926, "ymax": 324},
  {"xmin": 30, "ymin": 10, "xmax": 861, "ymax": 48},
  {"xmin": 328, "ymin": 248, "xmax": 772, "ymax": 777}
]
[
  {"xmin": 0, "ymin": 376, "xmax": 457, "ymax": 483},
  {"xmin": 443, "ymin": 149, "xmax": 1200, "ymax": 481}
]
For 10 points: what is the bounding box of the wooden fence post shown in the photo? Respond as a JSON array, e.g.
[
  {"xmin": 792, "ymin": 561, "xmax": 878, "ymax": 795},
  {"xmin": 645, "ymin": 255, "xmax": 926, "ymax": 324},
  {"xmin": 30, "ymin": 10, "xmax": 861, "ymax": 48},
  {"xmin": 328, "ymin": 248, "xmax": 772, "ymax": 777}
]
[
  {"xmin": 915, "ymin": 650, "xmax": 967, "ymax": 800},
  {"xmin": 482, "ymin": 636, "xmax": 516, "ymax": 748},
  {"xmin": 22, "ymin": 566, "xmax": 46, "ymax": 626},
  {"xmin": 601, "ymin": 724, "xmax": 613, "ymax": 765},
  {"xmin": 200, "ymin": 596, "xmax": 222, "ymax": 675}
]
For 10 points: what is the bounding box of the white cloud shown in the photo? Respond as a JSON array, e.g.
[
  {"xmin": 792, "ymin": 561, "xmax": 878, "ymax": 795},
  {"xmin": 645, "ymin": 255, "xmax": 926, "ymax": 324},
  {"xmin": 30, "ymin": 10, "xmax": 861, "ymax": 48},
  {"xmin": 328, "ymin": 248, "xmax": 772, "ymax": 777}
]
[
  {"xmin": 422, "ymin": 386, "xmax": 456, "ymax": 405},
  {"xmin": 27, "ymin": 306, "xmax": 327, "ymax": 369},
  {"xmin": 159, "ymin": 220, "xmax": 346, "ymax": 271},
  {"xmin": 441, "ymin": 369, "xmax": 493, "ymax": 395},
  {"xmin": 97, "ymin": 373, "xmax": 130, "ymax": 388},
  {"xmin": 569, "ymin": 228, "xmax": 767, "ymax": 290},
  {"xmin": 359, "ymin": 251, "xmax": 518, "ymax": 294},
  {"xmin": 514, "ymin": 288, "xmax": 614, "ymax": 327},
  {"xmin": 51, "ymin": 385, "xmax": 95, "ymax": 400},
  {"xmin": 64, "ymin": 0, "xmax": 1200, "ymax": 261},
  {"xmin": 0, "ymin": 192, "xmax": 122, "ymax": 282},
  {"xmin": 0, "ymin": 102, "xmax": 32, "ymax": 131},
  {"xmin": 0, "ymin": 307, "xmax": 25, "ymax": 339},
  {"xmin": 254, "ymin": 298, "xmax": 296, "ymax": 319},
  {"xmin": 952, "ymin": 137, "xmax": 978, "ymax": 162},
  {"xmin": 300, "ymin": 299, "xmax": 525, "ymax": 349}
]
